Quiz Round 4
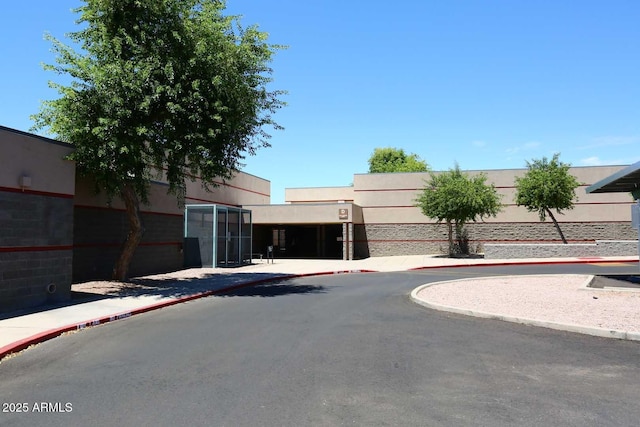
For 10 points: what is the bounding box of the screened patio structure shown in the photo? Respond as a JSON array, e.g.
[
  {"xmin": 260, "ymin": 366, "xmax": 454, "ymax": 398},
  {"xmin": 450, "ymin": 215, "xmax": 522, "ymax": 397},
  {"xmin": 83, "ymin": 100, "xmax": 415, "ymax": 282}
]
[{"xmin": 184, "ymin": 205, "xmax": 252, "ymax": 268}]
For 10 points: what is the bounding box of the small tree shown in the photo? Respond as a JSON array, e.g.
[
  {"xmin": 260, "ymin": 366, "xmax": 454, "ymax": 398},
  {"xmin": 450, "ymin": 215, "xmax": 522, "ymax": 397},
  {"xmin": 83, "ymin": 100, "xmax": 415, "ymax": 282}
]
[
  {"xmin": 416, "ymin": 164, "xmax": 502, "ymax": 255},
  {"xmin": 514, "ymin": 154, "xmax": 580, "ymax": 244},
  {"xmin": 368, "ymin": 147, "xmax": 429, "ymax": 173},
  {"xmin": 32, "ymin": 0, "xmax": 286, "ymax": 280}
]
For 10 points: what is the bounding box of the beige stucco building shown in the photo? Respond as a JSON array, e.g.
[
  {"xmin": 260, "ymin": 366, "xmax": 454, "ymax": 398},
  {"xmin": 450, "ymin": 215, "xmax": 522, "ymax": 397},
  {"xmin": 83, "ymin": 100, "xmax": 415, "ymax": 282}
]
[
  {"xmin": 1, "ymin": 124, "xmax": 636, "ymax": 312},
  {"xmin": 0, "ymin": 126, "xmax": 268, "ymax": 312},
  {"xmin": 250, "ymin": 166, "xmax": 636, "ymax": 260}
]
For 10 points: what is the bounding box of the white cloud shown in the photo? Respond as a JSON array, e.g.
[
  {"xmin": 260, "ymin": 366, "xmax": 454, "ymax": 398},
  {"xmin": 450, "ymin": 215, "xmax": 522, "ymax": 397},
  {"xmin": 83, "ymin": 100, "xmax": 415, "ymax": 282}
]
[
  {"xmin": 579, "ymin": 156, "xmax": 604, "ymax": 166},
  {"xmin": 471, "ymin": 140, "xmax": 487, "ymax": 148},
  {"xmin": 505, "ymin": 141, "xmax": 541, "ymax": 155},
  {"xmin": 578, "ymin": 136, "xmax": 639, "ymax": 150},
  {"xmin": 579, "ymin": 156, "xmax": 640, "ymax": 166}
]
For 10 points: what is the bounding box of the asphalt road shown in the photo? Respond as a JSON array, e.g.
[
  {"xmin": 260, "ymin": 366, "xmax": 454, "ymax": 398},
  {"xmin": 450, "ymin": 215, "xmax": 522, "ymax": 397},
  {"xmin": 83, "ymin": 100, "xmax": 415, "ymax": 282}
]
[{"xmin": 2, "ymin": 264, "xmax": 640, "ymax": 426}]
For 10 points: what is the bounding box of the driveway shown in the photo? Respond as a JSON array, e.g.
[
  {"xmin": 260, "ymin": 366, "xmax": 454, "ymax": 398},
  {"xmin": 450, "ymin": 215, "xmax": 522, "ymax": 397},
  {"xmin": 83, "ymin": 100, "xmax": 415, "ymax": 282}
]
[{"xmin": 1, "ymin": 264, "xmax": 639, "ymax": 426}]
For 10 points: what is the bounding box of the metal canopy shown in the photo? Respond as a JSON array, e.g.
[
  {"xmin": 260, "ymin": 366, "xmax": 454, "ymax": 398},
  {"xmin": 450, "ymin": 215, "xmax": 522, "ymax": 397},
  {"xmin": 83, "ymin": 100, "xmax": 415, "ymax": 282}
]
[{"xmin": 585, "ymin": 161, "xmax": 640, "ymax": 194}]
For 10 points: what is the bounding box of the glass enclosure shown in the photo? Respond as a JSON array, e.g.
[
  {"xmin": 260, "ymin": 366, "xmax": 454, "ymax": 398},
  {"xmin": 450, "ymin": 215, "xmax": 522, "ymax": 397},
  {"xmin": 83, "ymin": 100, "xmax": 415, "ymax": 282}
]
[{"xmin": 184, "ymin": 204, "xmax": 252, "ymax": 267}]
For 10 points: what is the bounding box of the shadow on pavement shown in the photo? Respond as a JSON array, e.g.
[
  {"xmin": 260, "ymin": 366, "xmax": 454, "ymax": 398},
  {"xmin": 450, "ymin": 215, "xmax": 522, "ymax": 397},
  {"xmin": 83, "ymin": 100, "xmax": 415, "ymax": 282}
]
[
  {"xmin": 0, "ymin": 272, "xmax": 326, "ymax": 320},
  {"xmin": 432, "ymin": 254, "xmax": 485, "ymax": 259},
  {"xmin": 215, "ymin": 280, "xmax": 329, "ymax": 297},
  {"xmin": 0, "ymin": 291, "xmax": 112, "ymax": 321},
  {"xmin": 595, "ymin": 274, "xmax": 640, "ymax": 289},
  {"xmin": 74, "ymin": 272, "xmax": 322, "ymax": 299}
]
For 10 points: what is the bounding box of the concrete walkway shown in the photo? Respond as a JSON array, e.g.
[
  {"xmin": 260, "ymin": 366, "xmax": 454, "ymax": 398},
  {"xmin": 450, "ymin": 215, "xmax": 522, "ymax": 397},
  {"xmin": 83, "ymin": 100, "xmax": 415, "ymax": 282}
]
[{"xmin": 1, "ymin": 255, "xmax": 638, "ymax": 359}]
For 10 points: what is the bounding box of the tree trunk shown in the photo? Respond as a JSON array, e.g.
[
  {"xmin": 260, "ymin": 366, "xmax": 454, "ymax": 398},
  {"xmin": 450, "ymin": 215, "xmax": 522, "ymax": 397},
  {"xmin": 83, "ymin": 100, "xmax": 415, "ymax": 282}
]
[
  {"xmin": 112, "ymin": 184, "xmax": 145, "ymax": 281},
  {"xmin": 546, "ymin": 208, "xmax": 567, "ymax": 244},
  {"xmin": 447, "ymin": 220, "xmax": 454, "ymax": 255},
  {"xmin": 454, "ymin": 221, "xmax": 468, "ymax": 255}
]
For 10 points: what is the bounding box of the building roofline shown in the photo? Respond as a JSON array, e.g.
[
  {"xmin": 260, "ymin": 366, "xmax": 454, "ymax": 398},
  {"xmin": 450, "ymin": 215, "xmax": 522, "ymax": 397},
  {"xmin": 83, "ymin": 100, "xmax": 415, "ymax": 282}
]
[
  {"xmin": 286, "ymin": 185, "xmax": 353, "ymax": 190},
  {"xmin": 0, "ymin": 125, "xmax": 73, "ymax": 149}
]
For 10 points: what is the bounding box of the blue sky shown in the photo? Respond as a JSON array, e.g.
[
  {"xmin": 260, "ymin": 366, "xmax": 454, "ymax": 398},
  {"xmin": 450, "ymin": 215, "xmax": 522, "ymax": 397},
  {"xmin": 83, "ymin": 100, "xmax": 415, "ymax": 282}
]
[{"xmin": 2, "ymin": 1, "xmax": 640, "ymax": 203}]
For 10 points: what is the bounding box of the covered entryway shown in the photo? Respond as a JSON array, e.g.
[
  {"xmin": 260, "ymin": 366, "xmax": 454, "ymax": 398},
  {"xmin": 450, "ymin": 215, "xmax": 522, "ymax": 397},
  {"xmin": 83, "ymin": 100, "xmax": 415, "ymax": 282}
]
[
  {"xmin": 246, "ymin": 202, "xmax": 361, "ymax": 261},
  {"xmin": 253, "ymin": 224, "xmax": 344, "ymax": 259}
]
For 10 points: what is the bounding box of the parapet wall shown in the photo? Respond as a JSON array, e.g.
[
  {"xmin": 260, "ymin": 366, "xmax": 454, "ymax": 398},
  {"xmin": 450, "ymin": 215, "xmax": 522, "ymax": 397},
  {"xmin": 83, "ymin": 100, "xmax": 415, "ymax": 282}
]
[{"xmin": 484, "ymin": 240, "xmax": 638, "ymax": 259}]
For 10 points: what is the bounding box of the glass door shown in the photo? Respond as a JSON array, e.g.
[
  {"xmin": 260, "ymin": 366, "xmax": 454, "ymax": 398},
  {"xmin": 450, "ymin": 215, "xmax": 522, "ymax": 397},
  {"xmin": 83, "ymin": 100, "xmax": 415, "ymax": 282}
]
[
  {"xmin": 216, "ymin": 208, "xmax": 228, "ymax": 266},
  {"xmin": 227, "ymin": 209, "xmax": 240, "ymax": 266}
]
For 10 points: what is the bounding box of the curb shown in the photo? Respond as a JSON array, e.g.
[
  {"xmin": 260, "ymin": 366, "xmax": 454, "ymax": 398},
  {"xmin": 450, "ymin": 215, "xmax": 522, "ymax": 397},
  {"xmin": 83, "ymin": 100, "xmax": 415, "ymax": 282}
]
[
  {"xmin": 0, "ymin": 269, "xmax": 377, "ymax": 360},
  {"xmin": 410, "ymin": 277, "xmax": 640, "ymax": 342},
  {"xmin": 408, "ymin": 258, "xmax": 639, "ymax": 271},
  {"xmin": 2, "ymin": 257, "xmax": 637, "ymax": 360}
]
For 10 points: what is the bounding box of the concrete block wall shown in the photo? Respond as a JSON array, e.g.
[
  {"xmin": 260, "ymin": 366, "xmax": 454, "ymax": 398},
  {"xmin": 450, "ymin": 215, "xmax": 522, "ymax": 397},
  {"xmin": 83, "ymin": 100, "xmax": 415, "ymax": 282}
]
[
  {"xmin": 596, "ymin": 240, "xmax": 639, "ymax": 256},
  {"xmin": 72, "ymin": 165, "xmax": 270, "ymax": 282},
  {"xmin": 73, "ymin": 206, "xmax": 184, "ymax": 282},
  {"xmin": 355, "ymin": 222, "xmax": 637, "ymax": 258},
  {"xmin": 484, "ymin": 243, "xmax": 598, "ymax": 259},
  {"xmin": 0, "ymin": 190, "xmax": 74, "ymax": 312},
  {"xmin": 484, "ymin": 240, "xmax": 638, "ymax": 259}
]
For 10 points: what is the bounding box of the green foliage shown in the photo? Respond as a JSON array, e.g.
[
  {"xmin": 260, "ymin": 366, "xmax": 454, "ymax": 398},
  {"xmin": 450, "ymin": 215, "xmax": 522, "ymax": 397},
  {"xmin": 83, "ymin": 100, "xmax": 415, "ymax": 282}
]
[
  {"xmin": 514, "ymin": 153, "xmax": 580, "ymax": 221},
  {"xmin": 416, "ymin": 164, "xmax": 502, "ymax": 225},
  {"xmin": 368, "ymin": 147, "xmax": 429, "ymax": 173},
  {"xmin": 415, "ymin": 164, "xmax": 502, "ymax": 254},
  {"xmin": 31, "ymin": 0, "xmax": 285, "ymax": 279},
  {"xmin": 31, "ymin": 0, "xmax": 286, "ymax": 203}
]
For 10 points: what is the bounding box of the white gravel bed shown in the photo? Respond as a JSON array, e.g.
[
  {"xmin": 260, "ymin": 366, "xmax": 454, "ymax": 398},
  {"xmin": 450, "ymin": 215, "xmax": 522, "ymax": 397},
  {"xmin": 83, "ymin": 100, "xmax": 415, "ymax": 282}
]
[{"xmin": 416, "ymin": 275, "xmax": 640, "ymax": 333}]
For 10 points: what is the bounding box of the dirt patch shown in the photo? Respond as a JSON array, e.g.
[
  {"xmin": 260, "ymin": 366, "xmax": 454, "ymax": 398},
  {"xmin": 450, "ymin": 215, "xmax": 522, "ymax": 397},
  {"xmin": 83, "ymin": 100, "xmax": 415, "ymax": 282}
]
[{"xmin": 416, "ymin": 274, "xmax": 640, "ymax": 333}]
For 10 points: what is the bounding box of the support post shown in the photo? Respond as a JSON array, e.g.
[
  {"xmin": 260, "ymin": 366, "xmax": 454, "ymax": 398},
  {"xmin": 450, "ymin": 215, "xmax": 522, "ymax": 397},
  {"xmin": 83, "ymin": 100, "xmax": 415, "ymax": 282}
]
[
  {"xmin": 633, "ymin": 189, "xmax": 640, "ymax": 273},
  {"xmin": 636, "ymin": 200, "xmax": 640, "ymax": 273},
  {"xmin": 341, "ymin": 223, "xmax": 354, "ymax": 261}
]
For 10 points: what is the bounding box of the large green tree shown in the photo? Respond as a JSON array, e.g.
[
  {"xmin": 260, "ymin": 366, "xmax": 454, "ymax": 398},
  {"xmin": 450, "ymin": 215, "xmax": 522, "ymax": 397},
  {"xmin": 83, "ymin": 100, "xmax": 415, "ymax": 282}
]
[
  {"xmin": 32, "ymin": 0, "xmax": 285, "ymax": 280},
  {"xmin": 514, "ymin": 153, "xmax": 580, "ymax": 244},
  {"xmin": 368, "ymin": 147, "xmax": 429, "ymax": 173},
  {"xmin": 416, "ymin": 164, "xmax": 502, "ymax": 255}
]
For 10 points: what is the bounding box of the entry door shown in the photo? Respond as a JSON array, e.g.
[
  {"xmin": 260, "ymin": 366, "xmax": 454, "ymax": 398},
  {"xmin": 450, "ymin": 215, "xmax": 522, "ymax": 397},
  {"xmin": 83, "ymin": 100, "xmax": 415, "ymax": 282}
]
[
  {"xmin": 227, "ymin": 209, "xmax": 240, "ymax": 265},
  {"xmin": 216, "ymin": 209, "xmax": 228, "ymax": 266}
]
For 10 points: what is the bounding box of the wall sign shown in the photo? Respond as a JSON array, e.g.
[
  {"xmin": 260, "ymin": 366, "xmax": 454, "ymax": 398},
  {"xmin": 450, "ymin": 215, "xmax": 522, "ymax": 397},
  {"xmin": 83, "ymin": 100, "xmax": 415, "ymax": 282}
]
[{"xmin": 338, "ymin": 208, "xmax": 349, "ymax": 220}]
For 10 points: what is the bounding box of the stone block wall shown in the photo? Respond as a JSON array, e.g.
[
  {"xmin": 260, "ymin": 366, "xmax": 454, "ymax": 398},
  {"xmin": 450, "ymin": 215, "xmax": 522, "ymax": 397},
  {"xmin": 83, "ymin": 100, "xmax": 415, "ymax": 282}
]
[
  {"xmin": 354, "ymin": 222, "xmax": 637, "ymax": 258},
  {"xmin": 484, "ymin": 240, "xmax": 638, "ymax": 259},
  {"xmin": 596, "ymin": 240, "xmax": 638, "ymax": 256},
  {"xmin": 0, "ymin": 191, "xmax": 73, "ymax": 312},
  {"xmin": 484, "ymin": 244, "xmax": 598, "ymax": 259},
  {"xmin": 73, "ymin": 206, "xmax": 184, "ymax": 282}
]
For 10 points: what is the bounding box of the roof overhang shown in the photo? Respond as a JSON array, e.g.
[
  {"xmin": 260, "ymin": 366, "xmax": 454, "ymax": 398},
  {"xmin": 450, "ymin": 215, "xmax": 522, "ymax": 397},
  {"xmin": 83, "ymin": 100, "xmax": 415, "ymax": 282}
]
[{"xmin": 585, "ymin": 161, "xmax": 640, "ymax": 196}]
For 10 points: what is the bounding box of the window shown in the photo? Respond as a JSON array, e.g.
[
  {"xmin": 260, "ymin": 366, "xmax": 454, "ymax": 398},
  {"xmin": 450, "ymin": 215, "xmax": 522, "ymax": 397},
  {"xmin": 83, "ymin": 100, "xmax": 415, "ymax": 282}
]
[{"xmin": 272, "ymin": 228, "xmax": 286, "ymax": 249}]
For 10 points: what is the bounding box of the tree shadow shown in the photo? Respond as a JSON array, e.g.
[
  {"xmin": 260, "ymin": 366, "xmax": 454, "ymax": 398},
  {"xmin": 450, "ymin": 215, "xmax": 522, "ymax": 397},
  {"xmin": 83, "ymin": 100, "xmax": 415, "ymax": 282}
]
[
  {"xmin": 79, "ymin": 272, "xmax": 330, "ymax": 299},
  {"xmin": 0, "ymin": 291, "xmax": 112, "ymax": 321},
  {"xmin": 0, "ymin": 272, "xmax": 331, "ymax": 320},
  {"xmin": 215, "ymin": 280, "xmax": 328, "ymax": 297},
  {"xmin": 432, "ymin": 254, "xmax": 485, "ymax": 259}
]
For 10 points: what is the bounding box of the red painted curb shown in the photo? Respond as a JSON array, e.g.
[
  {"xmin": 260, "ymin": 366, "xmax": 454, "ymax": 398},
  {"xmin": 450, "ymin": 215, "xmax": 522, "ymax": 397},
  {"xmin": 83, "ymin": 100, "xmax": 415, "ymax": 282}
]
[{"xmin": 0, "ymin": 269, "xmax": 377, "ymax": 360}]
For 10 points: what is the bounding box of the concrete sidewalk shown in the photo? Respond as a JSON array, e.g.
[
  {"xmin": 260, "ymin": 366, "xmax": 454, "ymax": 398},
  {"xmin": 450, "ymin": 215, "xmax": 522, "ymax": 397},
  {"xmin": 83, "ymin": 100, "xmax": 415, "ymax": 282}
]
[{"xmin": 1, "ymin": 255, "xmax": 638, "ymax": 359}]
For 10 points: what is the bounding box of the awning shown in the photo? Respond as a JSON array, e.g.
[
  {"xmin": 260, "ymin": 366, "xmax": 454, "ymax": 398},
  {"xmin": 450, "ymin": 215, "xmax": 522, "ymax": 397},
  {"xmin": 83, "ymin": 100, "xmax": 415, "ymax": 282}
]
[{"xmin": 585, "ymin": 161, "xmax": 640, "ymax": 194}]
